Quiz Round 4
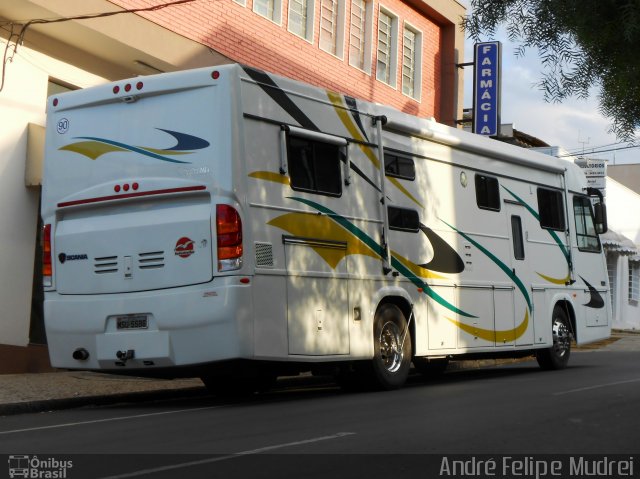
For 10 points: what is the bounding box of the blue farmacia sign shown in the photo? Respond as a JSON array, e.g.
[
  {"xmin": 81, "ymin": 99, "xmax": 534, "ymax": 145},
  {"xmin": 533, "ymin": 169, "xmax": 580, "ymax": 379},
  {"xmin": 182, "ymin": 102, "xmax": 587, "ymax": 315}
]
[{"xmin": 473, "ymin": 41, "xmax": 502, "ymax": 136}]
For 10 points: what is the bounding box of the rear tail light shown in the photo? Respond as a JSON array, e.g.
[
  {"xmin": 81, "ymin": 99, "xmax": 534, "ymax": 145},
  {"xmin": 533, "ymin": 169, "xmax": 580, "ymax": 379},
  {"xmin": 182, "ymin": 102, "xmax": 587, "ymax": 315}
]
[
  {"xmin": 43, "ymin": 224, "xmax": 52, "ymax": 287},
  {"xmin": 216, "ymin": 205, "xmax": 243, "ymax": 272}
]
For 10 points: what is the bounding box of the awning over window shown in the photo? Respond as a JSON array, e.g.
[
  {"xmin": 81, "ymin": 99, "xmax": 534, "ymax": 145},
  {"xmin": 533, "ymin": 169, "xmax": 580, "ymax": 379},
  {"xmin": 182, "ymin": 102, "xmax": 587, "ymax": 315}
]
[{"xmin": 602, "ymin": 229, "xmax": 639, "ymax": 256}]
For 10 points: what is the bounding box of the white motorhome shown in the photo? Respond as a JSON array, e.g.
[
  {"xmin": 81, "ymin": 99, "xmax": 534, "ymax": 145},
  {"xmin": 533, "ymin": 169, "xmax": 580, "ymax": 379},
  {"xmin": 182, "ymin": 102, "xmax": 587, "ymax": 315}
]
[{"xmin": 42, "ymin": 64, "xmax": 611, "ymax": 391}]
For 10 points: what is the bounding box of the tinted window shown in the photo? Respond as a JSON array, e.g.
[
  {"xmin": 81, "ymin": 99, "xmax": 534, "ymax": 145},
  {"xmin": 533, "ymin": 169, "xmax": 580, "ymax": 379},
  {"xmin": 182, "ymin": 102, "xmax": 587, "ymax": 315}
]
[
  {"xmin": 475, "ymin": 174, "xmax": 500, "ymax": 211},
  {"xmin": 384, "ymin": 152, "xmax": 415, "ymax": 180},
  {"xmin": 288, "ymin": 136, "xmax": 342, "ymax": 197},
  {"xmin": 573, "ymin": 196, "xmax": 601, "ymax": 252},
  {"xmin": 537, "ymin": 188, "xmax": 565, "ymax": 231},
  {"xmin": 388, "ymin": 206, "xmax": 419, "ymax": 232},
  {"xmin": 511, "ymin": 215, "xmax": 525, "ymax": 260}
]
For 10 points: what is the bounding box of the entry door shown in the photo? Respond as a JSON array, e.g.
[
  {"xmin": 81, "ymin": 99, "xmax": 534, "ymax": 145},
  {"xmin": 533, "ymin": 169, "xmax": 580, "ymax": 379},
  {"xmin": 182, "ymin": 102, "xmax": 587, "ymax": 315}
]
[
  {"xmin": 284, "ymin": 237, "xmax": 350, "ymax": 355},
  {"xmin": 505, "ymin": 203, "xmax": 534, "ymax": 346}
]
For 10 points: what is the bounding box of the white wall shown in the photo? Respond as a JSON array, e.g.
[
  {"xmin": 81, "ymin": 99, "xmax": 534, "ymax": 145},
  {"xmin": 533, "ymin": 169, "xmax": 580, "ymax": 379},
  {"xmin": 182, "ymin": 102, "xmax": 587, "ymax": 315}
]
[
  {"xmin": 605, "ymin": 177, "xmax": 640, "ymax": 329},
  {"xmin": 0, "ymin": 40, "xmax": 104, "ymax": 346},
  {"xmin": 607, "ymin": 177, "xmax": 640, "ymax": 244}
]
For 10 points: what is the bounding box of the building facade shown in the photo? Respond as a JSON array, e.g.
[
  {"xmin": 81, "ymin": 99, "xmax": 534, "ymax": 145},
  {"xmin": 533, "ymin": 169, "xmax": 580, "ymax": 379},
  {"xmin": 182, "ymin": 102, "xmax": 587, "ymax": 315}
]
[
  {"xmin": 107, "ymin": 0, "xmax": 465, "ymax": 123},
  {"xmin": 603, "ymin": 177, "xmax": 640, "ymax": 330},
  {"xmin": 0, "ymin": 0, "xmax": 465, "ymax": 372}
]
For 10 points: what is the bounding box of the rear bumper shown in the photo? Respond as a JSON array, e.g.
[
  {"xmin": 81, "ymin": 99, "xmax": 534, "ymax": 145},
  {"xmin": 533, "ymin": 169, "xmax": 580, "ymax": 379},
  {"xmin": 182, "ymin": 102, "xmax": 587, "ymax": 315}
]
[{"xmin": 44, "ymin": 277, "xmax": 253, "ymax": 370}]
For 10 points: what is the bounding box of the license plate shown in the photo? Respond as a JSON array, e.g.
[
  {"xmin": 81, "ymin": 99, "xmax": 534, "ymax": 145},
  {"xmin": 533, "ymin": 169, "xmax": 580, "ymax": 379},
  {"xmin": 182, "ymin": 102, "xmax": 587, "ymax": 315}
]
[{"xmin": 116, "ymin": 315, "xmax": 148, "ymax": 330}]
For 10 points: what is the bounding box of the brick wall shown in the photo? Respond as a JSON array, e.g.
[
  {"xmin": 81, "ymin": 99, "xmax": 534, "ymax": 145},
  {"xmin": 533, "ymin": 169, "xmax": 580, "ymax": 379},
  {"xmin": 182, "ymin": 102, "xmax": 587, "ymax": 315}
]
[{"xmin": 109, "ymin": 0, "xmax": 445, "ymax": 119}]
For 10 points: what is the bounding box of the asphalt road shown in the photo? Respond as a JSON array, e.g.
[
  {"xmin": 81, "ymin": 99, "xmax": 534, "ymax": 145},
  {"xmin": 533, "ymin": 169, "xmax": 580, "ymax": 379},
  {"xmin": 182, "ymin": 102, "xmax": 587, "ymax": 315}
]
[{"xmin": 1, "ymin": 350, "xmax": 640, "ymax": 478}]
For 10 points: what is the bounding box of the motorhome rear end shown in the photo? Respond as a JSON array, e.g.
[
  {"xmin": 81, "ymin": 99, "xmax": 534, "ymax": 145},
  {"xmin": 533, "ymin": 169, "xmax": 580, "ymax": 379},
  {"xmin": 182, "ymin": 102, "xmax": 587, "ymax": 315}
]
[
  {"xmin": 42, "ymin": 68, "xmax": 252, "ymax": 370},
  {"xmin": 42, "ymin": 64, "xmax": 611, "ymax": 391}
]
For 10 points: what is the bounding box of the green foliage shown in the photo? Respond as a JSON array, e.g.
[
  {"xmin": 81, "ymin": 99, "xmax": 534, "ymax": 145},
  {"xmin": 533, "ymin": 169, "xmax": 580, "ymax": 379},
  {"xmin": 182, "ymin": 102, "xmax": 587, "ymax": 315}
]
[{"xmin": 463, "ymin": 0, "xmax": 640, "ymax": 141}]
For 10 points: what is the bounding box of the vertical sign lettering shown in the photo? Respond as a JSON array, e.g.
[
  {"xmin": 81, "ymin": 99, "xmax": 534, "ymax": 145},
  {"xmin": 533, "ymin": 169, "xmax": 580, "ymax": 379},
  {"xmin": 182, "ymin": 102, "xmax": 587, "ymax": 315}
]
[{"xmin": 473, "ymin": 41, "xmax": 502, "ymax": 136}]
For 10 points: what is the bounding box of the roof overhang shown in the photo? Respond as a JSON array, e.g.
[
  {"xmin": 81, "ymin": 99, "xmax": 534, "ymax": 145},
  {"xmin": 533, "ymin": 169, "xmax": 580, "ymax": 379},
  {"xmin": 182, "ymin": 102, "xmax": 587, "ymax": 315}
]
[{"xmin": 0, "ymin": 0, "xmax": 231, "ymax": 81}]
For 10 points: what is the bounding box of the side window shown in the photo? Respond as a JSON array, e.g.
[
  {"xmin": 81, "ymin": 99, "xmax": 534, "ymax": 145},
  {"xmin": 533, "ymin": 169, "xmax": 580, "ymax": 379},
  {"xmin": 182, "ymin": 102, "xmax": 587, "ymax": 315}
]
[
  {"xmin": 573, "ymin": 196, "xmax": 601, "ymax": 252},
  {"xmin": 384, "ymin": 151, "xmax": 415, "ymax": 180},
  {"xmin": 511, "ymin": 215, "xmax": 525, "ymax": 260},
  {"xmin": 388, "ymin": 206, "xmax": 419, "ymax": 232},
  {"xmin": 537, "ymin": 188, "xmax": 565, "ymax": 231},
  {"xmin": 475, "ymin": 174, "xmax": 500, "ymax": 211},
  {"xmin": 288, "ymin": 135, "xmax": 342, "ymax": 196}
]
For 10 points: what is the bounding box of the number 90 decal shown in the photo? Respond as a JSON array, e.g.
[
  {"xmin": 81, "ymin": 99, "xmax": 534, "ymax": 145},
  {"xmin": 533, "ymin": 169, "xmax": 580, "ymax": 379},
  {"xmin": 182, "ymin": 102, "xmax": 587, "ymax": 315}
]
[{"xmin": 57, "ymin": 118, "xmax": 69, "ymax": 134}]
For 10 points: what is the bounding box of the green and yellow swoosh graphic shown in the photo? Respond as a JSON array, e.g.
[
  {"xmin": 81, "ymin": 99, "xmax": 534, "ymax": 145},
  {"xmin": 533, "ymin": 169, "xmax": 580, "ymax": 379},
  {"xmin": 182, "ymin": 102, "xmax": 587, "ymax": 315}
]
[
  {"xmin": 502, "ymin": 186, "xmax": 571, "ymax": 285},
  {"xmin": 327, "ymin": 92, "xmax": 424, "ymax": 209},
  {"xmin": 286, "ymin": 197, "xmax": 475, "ymax": 318},
  {"xmin": 441, "ymin": 219, "xmax": 533, "ymax": 314},
  {"xmin": 441, "ymin": 219, "xmax": 532, "ymax": 342},
  {"xmin": 448, "ymin": 310, "xmax": 529, "ymax": 343}
]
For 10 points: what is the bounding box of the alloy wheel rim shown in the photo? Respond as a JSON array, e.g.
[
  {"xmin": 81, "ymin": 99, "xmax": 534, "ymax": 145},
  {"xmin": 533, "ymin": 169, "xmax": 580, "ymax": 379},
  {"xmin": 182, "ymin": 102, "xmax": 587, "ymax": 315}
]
[
  {"xmin": 379, "ymin": 321, "xmax": 403, "ymax": 373},
  {"xmin": 552, "ymin": 317, "xmax": 570, "ymax": 357}
]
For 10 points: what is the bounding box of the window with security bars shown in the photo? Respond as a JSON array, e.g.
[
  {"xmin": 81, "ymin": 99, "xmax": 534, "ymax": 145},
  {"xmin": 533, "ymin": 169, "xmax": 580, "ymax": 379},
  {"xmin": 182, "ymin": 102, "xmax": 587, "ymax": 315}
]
[
  {"xmin": 376, "ymin": 11, "xmax": 393, "ymax": 84},
  {"xmin": 349, "ymin": 0, "xmax": 367, "ymax": 69},
  {"xmin": 254, "ymin": 0, "xmax": 276, "ymax": 21},
  {"xmin": 629, "ymin": 261, "xmax": 639, "ymax": 303},
  {"xmin": 607, "ymin": 254, "xmax": 616, "ymax": 317},
  {"xmin": 289, "ymin": 0, "xmax": 312, "ymax": 40},
  {"xmin": 320, "ymin": 0, "xmax": 338, "ymax": 54},
  {"xmin": 402, "ymin": 27, "xmax": 416, "ymax": 97}
]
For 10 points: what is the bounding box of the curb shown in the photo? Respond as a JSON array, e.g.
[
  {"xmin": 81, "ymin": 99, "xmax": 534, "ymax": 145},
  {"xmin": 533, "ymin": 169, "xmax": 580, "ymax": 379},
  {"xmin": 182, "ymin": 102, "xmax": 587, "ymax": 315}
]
[
  {"xmin": 0, "ymin": 360, "xmax": 527, "ymax": 416},
  {"xmin": 2, "ymin": 335, "xmax": 630, "ymax": 416},
  {"xmin": 0, "ymin": 387, "xmax": 208, "ymax": 416}
]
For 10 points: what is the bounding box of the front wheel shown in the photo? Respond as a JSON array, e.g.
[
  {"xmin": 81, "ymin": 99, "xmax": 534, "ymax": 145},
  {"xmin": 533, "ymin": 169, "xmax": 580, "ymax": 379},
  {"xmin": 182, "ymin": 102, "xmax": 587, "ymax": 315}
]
[
  {"xmin": 370, "ymin": 304, "xmax": 412, "ymax": 390},
  {"xmin": 536, "ymin": 306, "xmax": 572, "ymax": 370}
]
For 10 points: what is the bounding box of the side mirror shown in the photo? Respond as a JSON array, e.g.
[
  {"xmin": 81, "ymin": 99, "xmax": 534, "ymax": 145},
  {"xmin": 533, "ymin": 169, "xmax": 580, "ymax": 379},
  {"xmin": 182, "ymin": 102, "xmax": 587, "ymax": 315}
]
[{"xmin": 594, "ymin": 202, "xmax": 608, "ymax": 234}]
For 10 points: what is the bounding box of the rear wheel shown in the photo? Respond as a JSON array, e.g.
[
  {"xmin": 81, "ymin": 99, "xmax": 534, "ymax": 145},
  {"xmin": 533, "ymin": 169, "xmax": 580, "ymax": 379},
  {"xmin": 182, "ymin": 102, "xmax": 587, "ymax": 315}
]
[
  {"xmin": 536, "ymin": 306, "xmax": 572, "ymax": 370},
  {"xmin": 370, "ymin": 304, "xmax": 412, "ymax": 390}
]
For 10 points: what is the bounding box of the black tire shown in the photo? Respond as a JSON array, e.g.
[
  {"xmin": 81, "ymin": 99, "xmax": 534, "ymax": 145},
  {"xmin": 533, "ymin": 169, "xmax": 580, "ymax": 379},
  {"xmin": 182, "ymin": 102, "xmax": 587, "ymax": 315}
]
[
  {"xmin": 536, "ymin": 306, "xmax": 572, "ymax": 370},
  {"xmin": 370, "ymin": 304, "xmax": 412, "ymax": 390},
  {"xmin": 413, "ymin": 357, "xmax": 449, "ymax": 379}
]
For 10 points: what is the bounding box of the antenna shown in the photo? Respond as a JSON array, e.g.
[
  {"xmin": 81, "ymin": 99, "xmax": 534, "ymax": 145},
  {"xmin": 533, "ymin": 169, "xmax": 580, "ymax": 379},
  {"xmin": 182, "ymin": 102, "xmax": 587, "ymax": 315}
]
[{"xmin": 577, "ymin": 131, "xmax": 590, "ymax": 157}]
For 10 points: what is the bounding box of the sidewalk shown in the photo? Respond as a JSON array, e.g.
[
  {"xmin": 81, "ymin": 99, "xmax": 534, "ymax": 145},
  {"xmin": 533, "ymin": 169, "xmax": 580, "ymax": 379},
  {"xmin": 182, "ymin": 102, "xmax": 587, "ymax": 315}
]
[{"xmin": 0, "ymin": 331, "xmax": 637, "ymax": 416}]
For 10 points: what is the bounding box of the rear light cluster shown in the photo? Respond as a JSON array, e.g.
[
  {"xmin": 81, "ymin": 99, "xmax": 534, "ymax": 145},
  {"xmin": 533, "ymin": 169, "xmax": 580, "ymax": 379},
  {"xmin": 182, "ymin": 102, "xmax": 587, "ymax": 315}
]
[
  {"xmin": 43, "ymin": 224, "xmax": 52, "ymax": 287},
  {"xmin": 216, "ymin": 205, "xmax": 243, "ymax": 272},
  {"xmin": 113, "ymin": 82, "xmax": 144, "ymax": 94},
  {"xmin": 114, "ymin": 182, "xmax": 139, "ymax": 193}
]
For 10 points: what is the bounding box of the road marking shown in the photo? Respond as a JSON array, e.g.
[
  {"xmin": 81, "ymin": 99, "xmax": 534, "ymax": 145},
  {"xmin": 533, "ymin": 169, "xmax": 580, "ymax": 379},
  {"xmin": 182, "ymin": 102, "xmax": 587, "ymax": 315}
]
[
  {"xmin": 0, "ymin": 405, "xmax": 224, "ymax": 435},
  {"xmin": 99, "ymin": 432, "xmax": 357, "ymax": 479},
  {"xmin": 553, "ymin": 377, "xmax": 640, "ymax": 396}
]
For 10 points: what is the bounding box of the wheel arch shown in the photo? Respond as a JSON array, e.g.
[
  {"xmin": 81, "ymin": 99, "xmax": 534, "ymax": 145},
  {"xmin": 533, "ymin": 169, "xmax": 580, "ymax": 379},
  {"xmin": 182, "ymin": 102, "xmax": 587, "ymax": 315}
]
[
  {"xmin": 375, "ymin": 294, "xmax": 415, "ymax": 358},
  {"xmin": 554, "ymin": 299, "xmax": 577, "ymax": 341}
]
